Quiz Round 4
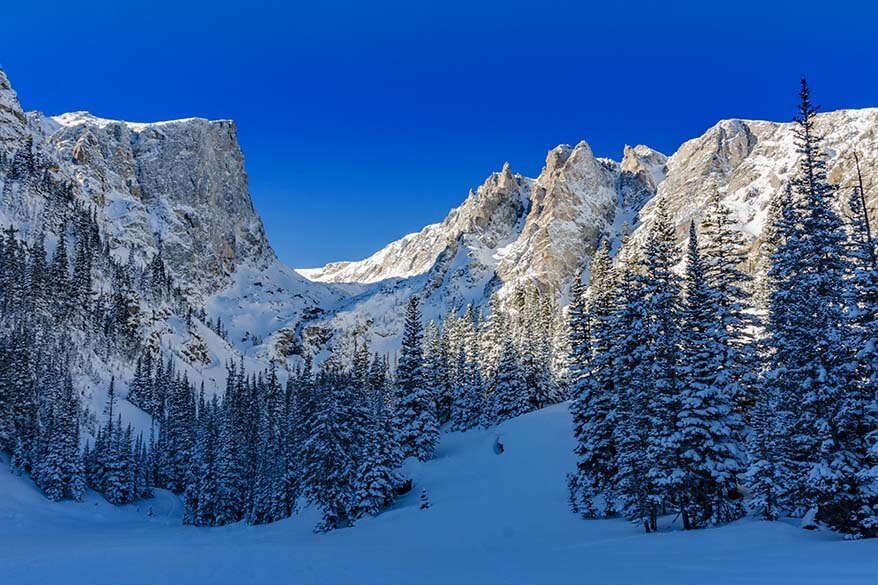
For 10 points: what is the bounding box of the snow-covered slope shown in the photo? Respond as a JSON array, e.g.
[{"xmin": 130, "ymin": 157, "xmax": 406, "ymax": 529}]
[{"xmin": 2, "ymin": 404, "xmax": 875, "ymax": 585}]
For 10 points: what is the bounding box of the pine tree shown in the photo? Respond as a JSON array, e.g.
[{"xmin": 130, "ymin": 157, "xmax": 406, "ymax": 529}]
[
  {"xmin": 760, "ymin": 80, "xmax": 875, "ymax": 536},
  {"xmin": 303, "ymin": 365, "xmax": 357, "ymax": 532},
  {"xmin": 28, "ymin": 232, "xmax": 50, "ymax": 318},
  {"xmin": 423, "ymin": 321, "xmax": 453, "ymax": 425},
  {"xmin": 479, "ymin": 295, "xmax": 507, "ymax": 385},
  {"xmin": 450, "ymin": 310, "xmax": 484, "ymax": 431},
  {"xmin": 393, "ymin": 296, "xmax": 438, "ymax": 461},
  {"xmin": 699, "ymin": 187, "xmax": 757, "ymax": 415},
  {"xmin": 745, "ymin": 378, "xmax": 792, "ymax": 521},
  {"xmin": 184, "ymin": 390, "xmax": 219, "ymax": 526},
  {"xmin": 566, "ymin": 266, "xmax": 589, "ymax": 405},
  {"xmin": 353, "ymin": 389, "xmax": 403, "ymax": 518},
  {"xmin": 215, "ymin": 365, "xmax": 248, "ymax": 524},
  {"xmin": 248, "ymin": 366, "xmax": 288, "ymax": 525},
  {"xmin": 845, "ymin": 186, "xmax": 878, "ymax": 538},
  {"xmin": 611, "ymin": 262, "xmax": 657, "ymax": 532},
  {"xmin": 9, "ymin": 324, "xmax": 38, "ymax": 475},
  {"xmin": 516, "ymin": 287, "xmax": 558, "ymax": 411},
  {"xmin": 677, "ymin": 223, "xmax": 744, "ymax": 528},
  {"xmin": 34, "ymin": 374, "xmax": 84, "ymax": 501},
  {"xmin": 488, "ymin": 336, "xmax": 528, "ymax": 425},
  {"xmin": 569, "ymin": 242, "xmax": 618, "ymax": 518},
  {"xmin": 49, "ymin": 227, "xmax": 71, "ymax": 321},
  {"xmin": 640, "ymin": 196, "xmax": 683, "ymax": 526}
]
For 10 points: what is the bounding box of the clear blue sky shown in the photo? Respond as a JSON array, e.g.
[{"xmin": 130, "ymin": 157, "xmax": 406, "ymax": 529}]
[{"xmin": 2, "ymin": 1, "xmax": 877, "ymax": 267}]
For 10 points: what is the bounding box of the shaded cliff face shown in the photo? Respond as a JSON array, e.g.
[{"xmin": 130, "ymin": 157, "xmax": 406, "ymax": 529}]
[{"xmin": 0, "ymin": 70, "xmax": 28, "ymax": 149}]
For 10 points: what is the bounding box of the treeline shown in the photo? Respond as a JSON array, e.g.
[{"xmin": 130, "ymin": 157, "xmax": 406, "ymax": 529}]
[
  {"xmin": 567, "ymin": 80, "xmax": 877, "ymax": 539},
  {"xmin": 77, "ymin": 288, "xmax": 573, "ymax": 532},
  {"xmin": 72, "ymin": 347, "xmax": 402, "ymax": 531}
]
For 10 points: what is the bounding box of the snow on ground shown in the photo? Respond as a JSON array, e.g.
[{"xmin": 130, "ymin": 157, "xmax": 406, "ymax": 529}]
[{"xmin": 2, "ymin": 404, "xmax": 876, "ymax": 585}]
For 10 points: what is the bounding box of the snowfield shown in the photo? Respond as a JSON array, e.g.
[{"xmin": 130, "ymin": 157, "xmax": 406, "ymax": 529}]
[{"xmin": 2, "ymin": 403, "xmax": 875, "ymax": 585}]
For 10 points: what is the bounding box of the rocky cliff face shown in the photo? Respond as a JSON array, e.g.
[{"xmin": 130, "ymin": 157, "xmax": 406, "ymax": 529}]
[
  {"xmin": 303, "ymin": 162, "xmax": 533, "ymax": 285},
  {"xmin": 1, "ymin": 68, "xmax": 274, "ymax": 302},
  {"xmin": 304, "ymin": 141, "xmax": 666, "ymax": 297},
  {"xmin": 297, "ymin": 139, "xmax": 666, "ymax": 355},
  {"xmin": 0, "ymin": 70, "xmax": 28, "ymax": 150},
  {"xmin": 304, "ymin": 110, "xmax": 878, "ymax": 301},
  {"xmin": 0, "ymin": 68, "xmax": 342, "ymax": 398},
  {"xmin": 631, "ymin": 109, "xmax": 878, "ymax": 255},
  {"xmin": 43, "ymin": 111, "xmax": 272, "ymax": 300}
]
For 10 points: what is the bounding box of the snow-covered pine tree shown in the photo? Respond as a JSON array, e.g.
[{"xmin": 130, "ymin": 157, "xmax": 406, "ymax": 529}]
[
  {"xmin": 99, "ymin": 414, "xmax": 134, "ymax": 505},
  {"xmin": 748, "ymin": 182, "xmax": 802, "ymax": 517},
  {"xmin": 8, "ymin": 323, "xmax": 39, "ymax": 476},
  {"xmin": 611, "ymin": 261, "xmax": 657, "ymax": 532},
  {"xmin": 353, "ymin": 386, "xmax": 403, "ymax": 518},
  {"xmin": 27, "ymin": 231, "xmax": 50, "ymax": 318},
  {"xmin": 34, "ymin": 373, "xmax": 84, "ymax": 501},
  {"xmin": 159, "ymin": 373, "xmax": 196, "ymax": 493},
  {"xmin": 127, "ymin": 353, "xmax": 152, "ymax": 413},
  {"xmin": 248, "ymin": 365, "xmax": 288, "ymax": 525},
  {"xmin": 763, "ymin": 80, "xmax": 872, "ymax": 536},
  {"xmin": 303, "ymin": 363, "xmax": 357, "ymax": 532},
  {"xmin": 745, "ymin": 375, "xmax": 792, "ymax": 521},
  {"xmin": 677, "ymin": 222, "xmax": 744, "ymax": 528},
  {"xmin": 517, "ymin": 287, "xmax": 558, "ymax": 411},
  {"xmin": 566, "ymin": 264, "xmax": 589, "ymax": 404},
  {"xmin": 550, "ymin": 304, "xmax": 572, "ymax": 399},
  {"xmin": 479, "ymin": 294, "xmax": 507, "ymax": 386},
  {"xmin": 488, "ymin": 335, "xmax": 528, "ymax": 425},
  {"xmin": 639, "ymin": 196, "xmax": 683, "ymax": 525},
  {"xmin": 393, "ymin": 296, "xmax": 438, "ymax": 461},
  {"xmin": 569, "ymin": 242, "xmax": 618, "ymax": 518},
  {"xmin": 840, "ymin": 186, "xmax": 878, "ymax": 538},
  {"xmin": 214, "ymin": 363, "xmax": 249, "ymax": 524},
  {"xmin": 49, "ymin": 226, "xmax": 71, "ymax": 322},
  {"xmin": 281, "ymin": 370, "xmax": 303, "ymax": 517},
  {"xmin": 699, "ymin": 187, "xmax": 758, "ymax": 415},
  {"xmin": 423, "ymin": 321, "xmax": 453, "ymax": 425},
  {"xmin": 450, "ymin": 308, "xmax": 485, "ymax": 431}
]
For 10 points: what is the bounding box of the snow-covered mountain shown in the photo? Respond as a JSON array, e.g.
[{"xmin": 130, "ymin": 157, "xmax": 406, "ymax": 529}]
[
  {"xmin": 298, "ymin": 108, "xmax": 878, "ymax": 355},
  {"xmin": 3, "ymin": 65, "xmax": 878, "ymax": 396},
  {"xmin": 0, "ymin": 68, "xmax": 346, "ymax": 417}
]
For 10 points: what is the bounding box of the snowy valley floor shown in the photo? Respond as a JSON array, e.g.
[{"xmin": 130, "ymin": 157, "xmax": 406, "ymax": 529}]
[{"xmin": 2, "ymin": 404, "xmax": 876, "ymax": 585}]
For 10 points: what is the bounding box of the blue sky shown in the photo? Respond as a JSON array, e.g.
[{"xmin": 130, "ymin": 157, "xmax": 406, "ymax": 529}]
[{"xmin": 2, "ymin": 0, "xmax": 877, "ymax": 267}]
